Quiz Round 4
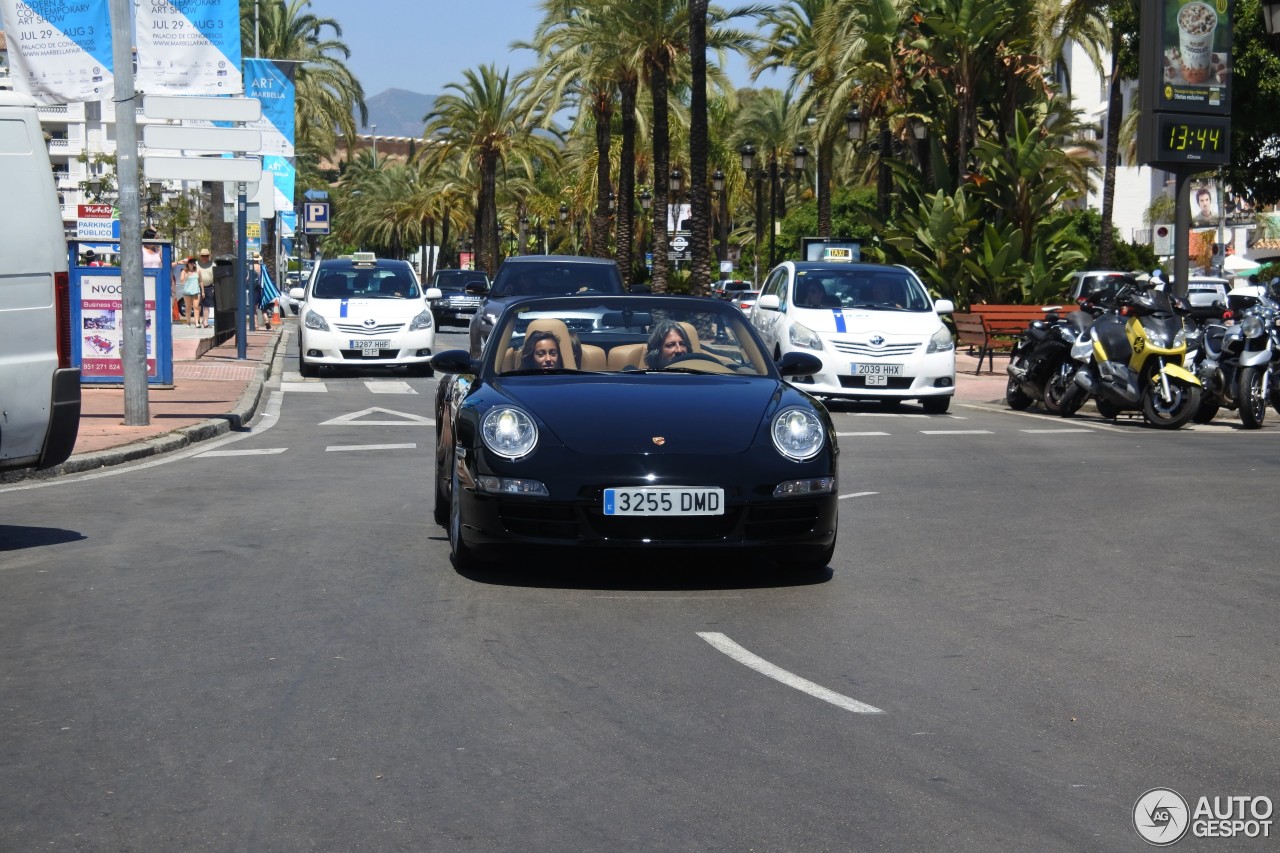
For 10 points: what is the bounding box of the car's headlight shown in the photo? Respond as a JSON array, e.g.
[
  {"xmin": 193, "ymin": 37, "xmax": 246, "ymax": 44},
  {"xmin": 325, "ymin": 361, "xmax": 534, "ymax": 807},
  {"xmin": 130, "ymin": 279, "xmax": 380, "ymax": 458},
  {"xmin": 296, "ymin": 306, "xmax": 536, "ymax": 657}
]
[
  {"xmin": 771, "ymin": 407, "xmax": 824, "ymax": 461},
  {"xmin": 928, "ymin": 325, "xmax": 955, "ymax": 353},
  {"xmin": 789, "ymin": 322, "xmax": 824, "ymax": 351},
  {"xmin": 303, "ymin": 309, "xmax": 329, "ymax": 331},
  {"xmin": 1242, "ymin": 314, "xmax": 1265, "ymax": 339},
  {"xmin": 481, "ymin": 407, "xmax": 538, "ymax": 460},
  {"xmin": 409, "ymin": 309, "xmax": 434, "ymax": 331}
]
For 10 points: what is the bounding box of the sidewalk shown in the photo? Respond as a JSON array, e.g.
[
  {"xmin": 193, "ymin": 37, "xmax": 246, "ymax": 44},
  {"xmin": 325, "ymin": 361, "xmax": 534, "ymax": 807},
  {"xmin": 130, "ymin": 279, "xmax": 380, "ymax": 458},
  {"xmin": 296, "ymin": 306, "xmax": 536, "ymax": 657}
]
[{"xmin": 1, "ymin": 321, "xmax": 283, "ymax": 484}]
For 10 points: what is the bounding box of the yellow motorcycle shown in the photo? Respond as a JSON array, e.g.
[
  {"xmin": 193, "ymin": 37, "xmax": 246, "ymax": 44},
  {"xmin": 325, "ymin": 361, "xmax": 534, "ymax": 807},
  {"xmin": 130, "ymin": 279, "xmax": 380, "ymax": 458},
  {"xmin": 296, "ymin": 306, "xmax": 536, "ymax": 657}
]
[{"xmin": 1068, "ymin": 282, "xmax": 1201, "ymax": 429}]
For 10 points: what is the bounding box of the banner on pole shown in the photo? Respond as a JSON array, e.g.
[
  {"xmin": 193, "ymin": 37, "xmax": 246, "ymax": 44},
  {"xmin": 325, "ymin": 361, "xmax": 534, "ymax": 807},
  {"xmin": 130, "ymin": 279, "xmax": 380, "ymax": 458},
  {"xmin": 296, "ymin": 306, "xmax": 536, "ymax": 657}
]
[
  {"xmin": 244, "ymin": 58, "xmax": 297, "ymax": 217},
  {"xmin": 0, "ymin": 1, "xmax": 114, "ymax": 103},
  {"xmin": 135, "ymin": 0, "xmax": 242, "ymax": 95}
]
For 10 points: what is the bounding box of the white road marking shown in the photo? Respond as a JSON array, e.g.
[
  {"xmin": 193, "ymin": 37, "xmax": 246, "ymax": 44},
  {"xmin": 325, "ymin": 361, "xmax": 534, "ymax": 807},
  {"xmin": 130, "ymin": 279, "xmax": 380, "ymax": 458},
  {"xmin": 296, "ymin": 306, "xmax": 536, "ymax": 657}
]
[
  {"xmin": 364, "ymin": 380, "xmax": 416, "ymax": 394},
  {"xmin": 325, "ymin": 443, "xmax": 418, "ymax": 452},
  {"xmin": 281, "ymin": 380, "xmax": 328, "ymax": 392},
  {"xmin": 835, "ymin": 431, "xmax": 890, "ymax": 437},
  {"xmin": 1019, "ymin": 428, "xmax": 1094, "ymax": 434},
  {"xmin": 919, "ymin": 430, "xmax": 993, "ymax": 435},
  {"xmin": 836, "ymin": 412, "xmax": 928, "ymax": 419},
  {"xmin": 838, "ymin": 491, "xmax": 878, "ymax": 500},
  {"xmin": 319, "ymin": 406, "xmax": 434, "ymax": 426},
  {"xmin": 697, "ymin": 632, "xmax": 884, "ymax": 715},
  {"xmin": 196, "ymin": 448, "xmax": 288, "ymax": 457},
  {"xmin": 0, "ymin": 391, "xmax": 286, "ymax": 493}
]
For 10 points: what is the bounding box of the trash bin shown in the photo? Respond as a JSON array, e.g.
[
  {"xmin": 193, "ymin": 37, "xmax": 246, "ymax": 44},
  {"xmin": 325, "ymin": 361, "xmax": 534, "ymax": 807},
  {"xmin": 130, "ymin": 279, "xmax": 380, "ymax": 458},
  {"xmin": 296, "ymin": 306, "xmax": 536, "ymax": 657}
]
[{"xmin": 212, "ymin": 255, "xmax": 236, "ymax": 341}]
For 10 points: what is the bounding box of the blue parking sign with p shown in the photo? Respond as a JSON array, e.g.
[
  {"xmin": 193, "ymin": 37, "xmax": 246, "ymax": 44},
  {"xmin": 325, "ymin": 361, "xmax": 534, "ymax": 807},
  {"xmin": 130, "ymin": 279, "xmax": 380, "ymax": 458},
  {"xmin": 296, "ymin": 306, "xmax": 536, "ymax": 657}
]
[{"xmin": 304, "ymin": 202, "xmax": 330, "ymax": 234}]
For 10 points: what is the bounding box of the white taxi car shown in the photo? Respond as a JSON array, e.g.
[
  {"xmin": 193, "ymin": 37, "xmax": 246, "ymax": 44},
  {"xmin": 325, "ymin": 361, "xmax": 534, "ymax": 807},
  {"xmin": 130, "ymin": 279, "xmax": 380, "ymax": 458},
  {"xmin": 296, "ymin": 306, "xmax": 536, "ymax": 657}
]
[
  {"xmin": 291, "ymin": 253, "xmax": 442, "ymax": 377},
  {"xmin": 749, "ymin": 260, "xmax": 956, "ymax": 413}
]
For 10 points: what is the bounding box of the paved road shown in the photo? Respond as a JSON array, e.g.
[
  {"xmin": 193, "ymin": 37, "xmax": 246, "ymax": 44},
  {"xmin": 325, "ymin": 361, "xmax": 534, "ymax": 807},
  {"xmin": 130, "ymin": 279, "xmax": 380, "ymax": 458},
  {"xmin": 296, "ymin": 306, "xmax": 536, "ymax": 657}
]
[{"xmin": 2, "ymin": 325, "xmax": 1277, "ymax": 850}]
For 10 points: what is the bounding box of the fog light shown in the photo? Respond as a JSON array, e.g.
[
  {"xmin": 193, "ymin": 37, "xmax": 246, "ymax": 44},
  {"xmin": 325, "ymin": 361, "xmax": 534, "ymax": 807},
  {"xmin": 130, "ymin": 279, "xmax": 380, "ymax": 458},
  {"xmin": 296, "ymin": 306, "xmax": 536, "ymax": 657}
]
[
  {"xmin": 416, "ymin": 349, "xmax": 432, "ymax": 357},
  {"xmin": 773, "ymin": 477, "xmax": 834, "ymax": 496},
  {"xmin": 935, "ymin": 377, "xmax": 954, "ymax": 388},
  {"xmin": 476, "ymin": 476, "xmax": 549, "ymax": 496},
  {"xmin": 307, "ymin": 349, "xmax": 322, "ymax": 357}
]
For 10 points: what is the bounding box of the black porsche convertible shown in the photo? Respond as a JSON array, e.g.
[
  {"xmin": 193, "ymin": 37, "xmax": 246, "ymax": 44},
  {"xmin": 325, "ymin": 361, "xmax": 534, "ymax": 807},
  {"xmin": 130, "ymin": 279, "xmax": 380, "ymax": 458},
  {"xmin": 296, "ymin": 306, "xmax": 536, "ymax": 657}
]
[{"xmin": 431, "ymin": 294, "xmax": 839, "ymax": 572}]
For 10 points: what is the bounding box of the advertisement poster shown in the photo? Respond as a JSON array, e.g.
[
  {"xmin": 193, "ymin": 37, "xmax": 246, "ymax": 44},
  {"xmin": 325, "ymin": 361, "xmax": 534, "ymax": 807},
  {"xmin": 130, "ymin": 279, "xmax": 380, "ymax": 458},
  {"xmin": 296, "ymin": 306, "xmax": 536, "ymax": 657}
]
[
  {"xmin": 0, "ymin": 0, "xmax": 113, "ymax": 103},
  {"xmin": 1156, "ymin": 0, "xmax": 1232, "ymax": 114},
  {"xmin": 244, "ymin": 58, "xmax": 296, "ymax": 220},
  {"xmin": 79, "ymin": 273, "xmax": 158, "ymax": 379},
  {"xmin": 1191, "ymin": 181, "xmax": 1218, "ymax": 225},
  {"xmin": 134, "ymin": 0, "xmax": 242, "ymax": 95}
]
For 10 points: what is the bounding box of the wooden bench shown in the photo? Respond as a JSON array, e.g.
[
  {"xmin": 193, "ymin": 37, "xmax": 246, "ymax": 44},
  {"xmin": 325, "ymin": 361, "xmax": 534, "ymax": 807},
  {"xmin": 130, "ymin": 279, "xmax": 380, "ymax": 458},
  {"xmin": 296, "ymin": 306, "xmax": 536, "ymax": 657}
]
[{"xmin": 955, "ymin": 304, "xmax": 1078, "ymax": 374}]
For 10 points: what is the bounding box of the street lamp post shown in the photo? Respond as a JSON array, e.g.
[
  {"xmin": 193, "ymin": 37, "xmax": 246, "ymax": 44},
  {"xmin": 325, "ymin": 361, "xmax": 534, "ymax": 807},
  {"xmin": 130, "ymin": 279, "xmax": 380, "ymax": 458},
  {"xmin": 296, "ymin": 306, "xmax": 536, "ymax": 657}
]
[
  {"xmin": 639, "ymin": 189, "xmax": 653, "ymax": 278},
  {"xmin": 739, "ymin": 143, "xmax": 763, "ymax": 287},
  {"xmin": 559, "ymin": 203, "xmax": 569, "ymax": 254},
  {"xmin": 712, "ymin": 168, "xmax": 727, "ymax": 268},
  {"xmin": 370, "ymin": 124, "xmax": 377, "ymax": 167}
]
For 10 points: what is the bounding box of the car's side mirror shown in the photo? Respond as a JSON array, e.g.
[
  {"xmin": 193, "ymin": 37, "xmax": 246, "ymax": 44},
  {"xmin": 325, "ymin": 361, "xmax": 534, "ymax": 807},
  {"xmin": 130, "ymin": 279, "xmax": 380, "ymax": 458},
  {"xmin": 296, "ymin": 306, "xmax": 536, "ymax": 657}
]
[
  {"xmin": 934, "ymin": 298, "xmax": 955, "ymax": 315},
  {"xmin": 289, "ymin": 287, "xmax": 305, "ymax": 300},
  {"xmin": 424, "ymin": 287, "xmax": 443, "ymax": 300},
  {"xmin": 757, "ymin": 294, "xmax": 781, "ymax": 311},
  {"xmin": 776, "ymin": 351, "xmax": 821, "ymax": 376},
  {"xmin": 431, "ymin": 349, "xmax": 480, "ymax": 375},
  {"xmin": 464, "ymin": 282, "xmax": 490, "ymax": 296}
]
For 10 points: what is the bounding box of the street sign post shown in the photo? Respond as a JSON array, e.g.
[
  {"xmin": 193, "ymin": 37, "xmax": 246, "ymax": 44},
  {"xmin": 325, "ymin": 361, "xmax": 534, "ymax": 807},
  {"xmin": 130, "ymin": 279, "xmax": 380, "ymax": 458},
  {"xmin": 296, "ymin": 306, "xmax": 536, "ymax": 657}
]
[
  {"xmin": 144, "ymin": 156, "xmax": 262, "ymax": 183},
  {"xmin": 304, "ymin": 202, "xmax": 331, "ymax": 235},
  {"xmin": 142, "ymin": 94, "xmax": 263, "ymax": 123},
  {"xmin": 142, "ymin": 125, "xmax": 262, "ymax": 153}
]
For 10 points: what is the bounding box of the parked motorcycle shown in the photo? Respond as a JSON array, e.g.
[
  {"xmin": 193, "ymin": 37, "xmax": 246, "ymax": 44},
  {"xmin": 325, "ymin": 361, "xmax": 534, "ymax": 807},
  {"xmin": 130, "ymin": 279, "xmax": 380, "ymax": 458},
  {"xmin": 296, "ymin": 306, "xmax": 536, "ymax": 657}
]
[
  {"xmin": 1005, "ymin": 308, "xmax": 1086, "ymax": 415},
  {"xmin": 1233, "ymin": 292, "xmax": 1280, "ymax": 428},
  {"xmin": 1186, "ymin": 308, "xmax": 1242, "ymax": 424},
  {"xmin": 1061, "ymin": 281, "xmax": 1201, "ymax": 429}
]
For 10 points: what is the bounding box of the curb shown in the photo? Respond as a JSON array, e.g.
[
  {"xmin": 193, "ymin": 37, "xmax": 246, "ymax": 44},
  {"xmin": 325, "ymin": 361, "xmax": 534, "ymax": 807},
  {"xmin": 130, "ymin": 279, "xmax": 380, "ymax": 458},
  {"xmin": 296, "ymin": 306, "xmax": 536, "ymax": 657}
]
[{"xmin": 0, "ymin": 332, "xmax": 282, "ymax": 484}]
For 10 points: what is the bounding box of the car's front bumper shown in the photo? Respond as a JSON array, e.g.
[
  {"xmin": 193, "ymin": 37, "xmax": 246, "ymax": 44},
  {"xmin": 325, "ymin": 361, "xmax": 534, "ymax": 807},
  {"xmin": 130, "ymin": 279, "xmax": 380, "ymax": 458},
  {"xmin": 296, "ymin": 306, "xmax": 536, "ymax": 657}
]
[
  {"xmin": 786, "ymin": 346, "xmax": 955, "ymax": 400},
  {"xmin": 300, "ymin": 326, "xmax": 435, "ymax": 366},
  {"xmin": 453, "ymin": 447, "xmax": 837, "ymax": 557}
]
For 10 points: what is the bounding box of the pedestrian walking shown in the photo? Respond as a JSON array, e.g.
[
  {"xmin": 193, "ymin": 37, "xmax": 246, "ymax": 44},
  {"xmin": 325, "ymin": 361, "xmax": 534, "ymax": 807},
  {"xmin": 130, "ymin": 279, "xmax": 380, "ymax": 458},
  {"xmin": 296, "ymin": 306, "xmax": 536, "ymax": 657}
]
[
  {"xmin": 179, "ymin": 259, "xmax": 201, "ymax": 327},
  {"xmin": 196, "ymin": 249, "xmax": 216, "ymax": 327}
]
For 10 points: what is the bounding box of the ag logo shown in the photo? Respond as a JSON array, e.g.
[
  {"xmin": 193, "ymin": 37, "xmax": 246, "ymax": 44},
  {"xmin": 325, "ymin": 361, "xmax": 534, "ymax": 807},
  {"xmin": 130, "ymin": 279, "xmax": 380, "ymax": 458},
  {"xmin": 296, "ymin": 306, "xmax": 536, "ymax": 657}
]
[{"xmin": 1134, "ymin": 788, "xmax": 1190, "ymax": 845}]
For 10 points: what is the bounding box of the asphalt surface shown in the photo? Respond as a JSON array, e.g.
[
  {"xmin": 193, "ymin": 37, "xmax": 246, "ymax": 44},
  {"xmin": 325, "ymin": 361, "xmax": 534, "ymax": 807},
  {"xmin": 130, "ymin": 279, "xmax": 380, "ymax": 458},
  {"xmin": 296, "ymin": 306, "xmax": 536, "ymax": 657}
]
[{"xmin": 1, "ymin": 324, "xmax": 1278, "ymax": 850}]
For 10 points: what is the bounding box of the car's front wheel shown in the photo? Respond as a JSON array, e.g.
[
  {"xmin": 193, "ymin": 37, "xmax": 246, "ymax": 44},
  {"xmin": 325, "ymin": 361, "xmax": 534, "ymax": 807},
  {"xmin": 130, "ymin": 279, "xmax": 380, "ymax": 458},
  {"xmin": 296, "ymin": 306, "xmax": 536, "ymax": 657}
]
[
  {"xmin": 448, "ymin": 464, "xmax": 479, "ymax": 571},
  {"xmin": 298, "ymin": 335, "xmax": 318, "ymax": 378},
  {"xmin": 921, "ymin": 395, "xmax": 951, "ymax": 415}
]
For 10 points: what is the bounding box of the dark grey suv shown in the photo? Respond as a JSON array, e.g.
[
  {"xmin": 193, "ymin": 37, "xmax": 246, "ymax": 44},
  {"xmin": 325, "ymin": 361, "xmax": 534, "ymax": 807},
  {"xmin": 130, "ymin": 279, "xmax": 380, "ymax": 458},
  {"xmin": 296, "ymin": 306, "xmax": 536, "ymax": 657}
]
[
  {"xmin": 468, "ymin": 255, "xmax": 628, "ymax": 357},
  {"xmin": 429, "ymin": 269, "xmax": 490, "ymax": 326}
]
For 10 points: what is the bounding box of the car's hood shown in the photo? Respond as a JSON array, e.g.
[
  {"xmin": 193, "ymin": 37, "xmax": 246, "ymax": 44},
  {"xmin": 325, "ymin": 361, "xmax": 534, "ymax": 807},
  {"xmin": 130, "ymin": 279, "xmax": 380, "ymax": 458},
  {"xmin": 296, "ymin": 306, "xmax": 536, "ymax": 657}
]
[
  {"xmin": 308, "ymin": 298, "xmax": 425, "ymax": 320},
  {"xmin": 490, "ymin": 374, "xmax": 780, "ymax": 454},
  {"xmin": 792, "ymin": 306, "xmax": 936, "ymax": 336}
]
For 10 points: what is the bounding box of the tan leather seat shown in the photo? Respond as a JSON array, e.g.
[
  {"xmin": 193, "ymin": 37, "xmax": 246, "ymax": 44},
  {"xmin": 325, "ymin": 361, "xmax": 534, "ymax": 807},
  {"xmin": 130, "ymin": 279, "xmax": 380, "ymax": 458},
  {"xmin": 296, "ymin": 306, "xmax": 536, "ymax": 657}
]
[
  {"xmin": 678, "ymin": 321, "xmax": 702, "ymax": 352},
  {"xmin": 578, "ymin": 343, "xmax": 606, "ymax": 370},
  {"xmin": 607, "ymin": 343, "xmax": 646, "ymax": 370}
]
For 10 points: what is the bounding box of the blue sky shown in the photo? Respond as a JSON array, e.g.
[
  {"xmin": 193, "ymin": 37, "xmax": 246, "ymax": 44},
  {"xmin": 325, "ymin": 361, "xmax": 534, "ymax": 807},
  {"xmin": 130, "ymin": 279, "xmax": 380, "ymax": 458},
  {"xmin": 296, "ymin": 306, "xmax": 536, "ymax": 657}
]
[{"xmin": 305, "ymin": 0, "xmax": 769, "ymax": 104}]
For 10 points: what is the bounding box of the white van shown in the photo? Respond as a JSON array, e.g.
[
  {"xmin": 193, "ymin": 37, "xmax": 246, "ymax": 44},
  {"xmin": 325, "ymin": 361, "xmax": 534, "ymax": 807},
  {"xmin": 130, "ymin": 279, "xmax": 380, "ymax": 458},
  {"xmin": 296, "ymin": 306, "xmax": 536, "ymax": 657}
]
[{"xmin": 0, "ymin": 91, "xmax": 80, "ymax": 473}]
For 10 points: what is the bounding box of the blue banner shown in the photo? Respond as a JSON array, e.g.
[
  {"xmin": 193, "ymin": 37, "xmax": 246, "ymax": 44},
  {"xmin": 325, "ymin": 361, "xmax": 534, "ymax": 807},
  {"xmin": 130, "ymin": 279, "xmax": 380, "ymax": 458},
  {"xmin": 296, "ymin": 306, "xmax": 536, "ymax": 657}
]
[
  {"xmin": 244, "ymin": 58, "xmax": 296, "ymax": 227},
  {"xmin": 0, "ymin": 0, "xmax": 113, "ymax": 103}
]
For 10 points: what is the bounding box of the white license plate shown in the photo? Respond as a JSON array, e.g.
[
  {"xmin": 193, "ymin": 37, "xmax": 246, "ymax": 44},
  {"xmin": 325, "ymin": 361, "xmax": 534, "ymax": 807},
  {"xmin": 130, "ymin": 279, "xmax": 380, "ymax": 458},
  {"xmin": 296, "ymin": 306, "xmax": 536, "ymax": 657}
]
[
  {"xmin": 851, "ymin": 362, "xmax": 903, "ymax": 376},
  {"xmin": 603, "ymin": 487, "xmax": 724, "ymax": 516},
  {"xmin": 350, "ymin": 339, "xmax": 390, "ymax": 356},
  {"xmin": 864, "ymin": 374, "xmax": 888, "ymax": 386}
]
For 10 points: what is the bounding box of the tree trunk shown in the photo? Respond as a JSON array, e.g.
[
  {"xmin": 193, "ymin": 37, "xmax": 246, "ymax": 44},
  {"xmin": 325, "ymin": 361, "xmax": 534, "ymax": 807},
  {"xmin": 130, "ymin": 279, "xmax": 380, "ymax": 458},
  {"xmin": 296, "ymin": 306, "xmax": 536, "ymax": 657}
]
[
  {"xmin": 688, "ymin": 0, "xmax": 712, "ymax": 296},
  {"xmin": 649, "ymin": 60, "xmax": 670, "ymax": 293},
  {"xmin": 593, "ymin": 93, "xmax": 613, "ymax": 259},
  {"xmin": 1098, "ymin": 48, "xmax": 1123, "ymax": 268},
  {"xmin": 440, "ymin": 207, "xmax": 452, "ymax": 269},
  {"xmin": 616, "ymin": 78, "xmax": 638, "ymax": 286}
]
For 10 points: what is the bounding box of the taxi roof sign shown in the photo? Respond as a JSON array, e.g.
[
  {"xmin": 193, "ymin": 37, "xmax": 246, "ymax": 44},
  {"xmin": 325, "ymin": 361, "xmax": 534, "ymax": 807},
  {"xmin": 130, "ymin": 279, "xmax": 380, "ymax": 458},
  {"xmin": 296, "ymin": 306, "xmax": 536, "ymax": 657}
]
[{"xmin": 823, "ymin": 247, "xmax": 854, "ymax": 262}]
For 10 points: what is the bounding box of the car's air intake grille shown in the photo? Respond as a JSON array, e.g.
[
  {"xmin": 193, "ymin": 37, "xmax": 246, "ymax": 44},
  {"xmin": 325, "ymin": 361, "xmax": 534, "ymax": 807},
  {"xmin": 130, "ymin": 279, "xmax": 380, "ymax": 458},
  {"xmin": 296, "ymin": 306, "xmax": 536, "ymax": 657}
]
[
  {"xmin": 583, "ymin": 509, "xmax": 743, "ymax": 541},
  {"xmin": 339, "ymin": 349, "xmax": 398, "ymax": 360},
  {"xmin": 499, "ymin": 501, "xmax": 579, "ymax": 539},
  {"xmin": 334, "ymin": 322, "xmax": 405, "ymax": 334},
  {"xmin": 829, "ymin": 340, "xmax": 921, "ymax": 358},
  {"xmin": 744, "ymin": 503, "xmax": 820, "ymax": 538},
  {"xmin": 837, "ymin": 375, "xmax": 915, "ymax": 390}
]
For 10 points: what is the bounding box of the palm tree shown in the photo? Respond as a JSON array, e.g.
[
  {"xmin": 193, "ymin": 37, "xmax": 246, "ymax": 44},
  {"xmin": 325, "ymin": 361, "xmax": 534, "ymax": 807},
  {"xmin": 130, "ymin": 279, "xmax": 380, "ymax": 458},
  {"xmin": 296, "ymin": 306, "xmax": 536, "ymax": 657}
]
[
  {"xmin": 689, "ymin": 0, "xmax": 713, "ymax": 293},
  {"xmin": 424, "ymin": 65, "xmax": 559, "ymax": 276}
]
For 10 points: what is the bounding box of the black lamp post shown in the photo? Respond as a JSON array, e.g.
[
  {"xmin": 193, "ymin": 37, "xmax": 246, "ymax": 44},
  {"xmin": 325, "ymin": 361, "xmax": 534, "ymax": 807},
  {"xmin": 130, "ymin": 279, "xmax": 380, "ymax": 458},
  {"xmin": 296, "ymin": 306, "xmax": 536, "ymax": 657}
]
[
  {"xmin": 559, "ymin": 203, "xmax": 569, "ymax": 254},
  {"xmin": 739, "ymin": 142, "xmax": 763, "ymax": 286},
  {"xmin": 712, "ymin": 168, "xmax": 727, "ymax": 267},
  {"xmin": 639, "ymin": 189, "xmax": 652, "ymax": 275},
  {"xmin": 518, "ymin": 213, "xmax": 528, "ymax": 256}
]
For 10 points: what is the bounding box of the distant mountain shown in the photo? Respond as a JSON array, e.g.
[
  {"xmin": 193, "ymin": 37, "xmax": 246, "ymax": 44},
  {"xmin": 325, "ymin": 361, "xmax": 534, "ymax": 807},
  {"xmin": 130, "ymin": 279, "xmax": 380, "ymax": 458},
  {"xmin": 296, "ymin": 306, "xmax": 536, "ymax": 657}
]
[{"xmin": 359, "ymin": 88, "xmax": 436, "ymax": 139}]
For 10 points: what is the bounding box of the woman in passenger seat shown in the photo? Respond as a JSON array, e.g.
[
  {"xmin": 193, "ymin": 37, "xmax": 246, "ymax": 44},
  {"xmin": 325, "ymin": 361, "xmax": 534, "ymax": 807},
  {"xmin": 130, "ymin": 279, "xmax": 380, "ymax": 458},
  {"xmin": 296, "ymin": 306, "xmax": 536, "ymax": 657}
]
[{"xmin": 520, "ymin": 330, "xmax": 563, "ymax": 370}]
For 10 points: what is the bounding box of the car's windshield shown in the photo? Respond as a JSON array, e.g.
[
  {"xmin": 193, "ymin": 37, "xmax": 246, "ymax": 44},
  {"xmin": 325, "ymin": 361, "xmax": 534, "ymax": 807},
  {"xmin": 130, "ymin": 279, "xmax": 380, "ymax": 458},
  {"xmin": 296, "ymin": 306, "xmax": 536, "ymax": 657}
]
[
  {"xmin": 490, "ymin": 262, "xmax": 624, "ymax": 298},
  {"xmin": 313, "ymin": 265, "xmax": 421, "ymax": 299},
  {"xmin": 792, "ymin": 268, "xmax": 933, "ymax": 311},
  {"xmin": 433, "ymin": 271, "xmax": 488, "ymax": 293},
  {"xmin": 486, "ymin": 297, "xmax": 772, "ymax": 377}
]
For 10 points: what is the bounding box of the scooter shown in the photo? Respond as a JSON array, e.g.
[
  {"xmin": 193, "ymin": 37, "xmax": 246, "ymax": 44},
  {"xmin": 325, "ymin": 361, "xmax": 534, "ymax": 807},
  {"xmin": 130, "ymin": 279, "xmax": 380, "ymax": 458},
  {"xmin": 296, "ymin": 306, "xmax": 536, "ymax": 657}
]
[
  {"xmin": 1066, "ymin": 282, "xmax": 1201, "ymax": 429},
  {"xmin": 1005, "ymin": 308, "xmax": 1083, "ymax": 415}
]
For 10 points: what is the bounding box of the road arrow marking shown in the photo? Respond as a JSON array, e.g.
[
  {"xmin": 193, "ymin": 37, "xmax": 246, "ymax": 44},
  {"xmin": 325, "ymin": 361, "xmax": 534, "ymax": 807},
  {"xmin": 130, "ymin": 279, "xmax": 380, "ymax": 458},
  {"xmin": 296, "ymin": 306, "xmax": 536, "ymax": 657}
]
[{"xmin": 319, "ymin": 407, "xmax": 434, "ymax": 426}]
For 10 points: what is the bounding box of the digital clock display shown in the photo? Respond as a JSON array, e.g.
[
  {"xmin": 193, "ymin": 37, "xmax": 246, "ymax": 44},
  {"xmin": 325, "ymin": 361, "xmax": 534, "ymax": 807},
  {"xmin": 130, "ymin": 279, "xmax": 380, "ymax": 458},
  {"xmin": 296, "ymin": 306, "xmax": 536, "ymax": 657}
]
[{"xmin": 1155, "ymin": 114, "xmax": 1231, "ymax": 165}]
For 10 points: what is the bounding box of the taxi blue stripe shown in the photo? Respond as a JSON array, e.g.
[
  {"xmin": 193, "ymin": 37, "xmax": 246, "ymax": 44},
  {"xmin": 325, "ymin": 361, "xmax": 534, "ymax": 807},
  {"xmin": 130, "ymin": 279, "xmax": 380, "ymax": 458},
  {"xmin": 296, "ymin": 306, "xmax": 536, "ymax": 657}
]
[{"xmin": 833, "ymin": 309, "xmax": 846, "ymax": 333}]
